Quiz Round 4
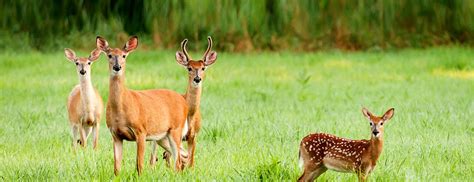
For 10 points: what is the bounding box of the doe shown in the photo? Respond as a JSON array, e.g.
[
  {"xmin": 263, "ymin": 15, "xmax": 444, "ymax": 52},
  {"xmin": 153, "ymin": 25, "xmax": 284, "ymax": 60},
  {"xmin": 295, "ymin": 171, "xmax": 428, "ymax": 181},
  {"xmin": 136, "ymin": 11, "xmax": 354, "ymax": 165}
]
[
  {"xmin": 96, "ymin": 36, "xmax": 189, "ymax": 175},
  {"xmin": 298, "ymin": 108, "xmax": 395, "ymax": 181},
  {"xmin": 65, "ymin": 48, "xmax": 103, "ymax": 149}
]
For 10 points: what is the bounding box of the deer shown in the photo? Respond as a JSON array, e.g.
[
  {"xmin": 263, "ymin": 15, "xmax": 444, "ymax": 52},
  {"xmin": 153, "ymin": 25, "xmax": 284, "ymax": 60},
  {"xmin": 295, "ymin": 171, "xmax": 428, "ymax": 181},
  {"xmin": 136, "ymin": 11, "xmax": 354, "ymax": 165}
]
[
  {"xmin": 298, "ymin": 108, "xmax": 395, "ymax": 182},
  {"xmin": 150, "ymin": 36, "xmax": 218, "ymax": 168},
  {"xmin": 65, "ymin": 48, "xmax": 103, "ymax": 149},
  {"xmin": 96, "ymin": 36, "xmax": 189, "ymax": 175}
]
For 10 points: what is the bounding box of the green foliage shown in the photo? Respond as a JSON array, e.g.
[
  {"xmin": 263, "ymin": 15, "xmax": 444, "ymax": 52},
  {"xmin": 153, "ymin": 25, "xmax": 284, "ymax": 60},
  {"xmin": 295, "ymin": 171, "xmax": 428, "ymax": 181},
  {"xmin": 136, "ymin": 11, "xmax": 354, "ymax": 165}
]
[
  {"xmin": 0, "ymin": 47, "xmax": 473, "ymax": 180},
  {"xmin": 1, "ymin": 0, "xmax": 474, "ymax": 51}
]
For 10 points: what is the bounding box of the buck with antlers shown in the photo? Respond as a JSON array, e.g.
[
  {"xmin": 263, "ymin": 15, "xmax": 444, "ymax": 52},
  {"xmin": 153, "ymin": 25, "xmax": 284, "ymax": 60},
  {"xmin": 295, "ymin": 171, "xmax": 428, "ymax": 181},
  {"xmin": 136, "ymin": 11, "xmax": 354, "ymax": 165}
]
[
  {"xmin": 65, "ymin": 48, "xmax": 103, "ymax": 149},
  {"xmin": 298, "ymin": 108, "xmax": 395, "ymax": 182},
  {"xmin": 96, "ymin": 36, "xmax": 189, "ymax": 175},
  {"xmin": 151, "ymin": 36, "xmax": 218, "ymax": 168}
]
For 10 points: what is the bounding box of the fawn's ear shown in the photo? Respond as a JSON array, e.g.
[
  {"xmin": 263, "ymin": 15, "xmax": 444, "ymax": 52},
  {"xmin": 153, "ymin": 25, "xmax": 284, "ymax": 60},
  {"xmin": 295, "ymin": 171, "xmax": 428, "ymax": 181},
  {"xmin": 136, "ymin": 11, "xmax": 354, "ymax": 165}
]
[
  {"xmin": 204, "ymin": 51, "xmax": 217, "ymax": 66},
  {"xmin": 96, "ymin": 36, "xmax": 109, "ymax": 52},
  {"xmin": 123, "ymin": 36, "xmax": 138, "ymax": 53},
  {"xmin": 64, "ymin": 48, "xmax": 76, "ymax": 62},
  {"xmin": 89, "ymin": 48, "xmax": 101, "ymax": 62},
  {"xmin": 382, "ymin": 108, "xmax": 395, "ymax": 121},
  {"xmin": 362, "ymin": 108, "xmax": 373, "ymax": 119},
  {"xmin": 176, "ymin": 51, "xmax": 188, "ymax": 66}
]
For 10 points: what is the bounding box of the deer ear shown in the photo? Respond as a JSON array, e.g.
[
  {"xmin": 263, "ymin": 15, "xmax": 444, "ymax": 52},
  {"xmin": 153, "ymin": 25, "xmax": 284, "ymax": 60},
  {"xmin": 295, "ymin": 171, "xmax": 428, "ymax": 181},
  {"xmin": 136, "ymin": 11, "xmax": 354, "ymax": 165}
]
[
  {"xmin": 382, "ymin": 108, "xmax": 395, "ymax": 121},
  {"xmin": 64, "ymin": 48, "xmax": 76, "ymax": 62},
  {"xmin": 124, "ymin": 36, "xmax": 138, "ymax": 52},
  {"xmin": 96, "ymin": 36, "xmax": 109, "ymax": 52},
  {"xmin": 89, "ymin": 49, "xmax": 101, "ymax": 62},
  {"xmin": 204, "ymin": 51, "xmax": 217, "ymax": 66},
  {"xmin": 176, "ymin": 51, "xmax": 188, "ymax": 66},
  {"xmin": 362, "ymin": 108, "xmax": 372, "ymax": 119}
]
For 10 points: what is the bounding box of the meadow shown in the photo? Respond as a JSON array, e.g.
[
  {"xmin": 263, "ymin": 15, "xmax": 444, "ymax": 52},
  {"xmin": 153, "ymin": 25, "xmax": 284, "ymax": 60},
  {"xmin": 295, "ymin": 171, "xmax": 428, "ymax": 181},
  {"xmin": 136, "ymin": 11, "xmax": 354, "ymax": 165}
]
[{"xmin": 0, "ymin": 46, "xmax": 473, "ymax": 181}]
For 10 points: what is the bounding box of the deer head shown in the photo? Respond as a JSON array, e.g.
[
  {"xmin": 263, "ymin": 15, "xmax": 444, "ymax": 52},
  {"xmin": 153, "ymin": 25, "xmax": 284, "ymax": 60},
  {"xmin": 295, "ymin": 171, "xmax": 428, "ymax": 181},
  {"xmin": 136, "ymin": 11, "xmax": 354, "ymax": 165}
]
[
  {"xmin": 175, "ymin": 36, "xmax": 218, "ymax": 87},
  {"xmin": 362, "ymin": 108, "xmax": 395, "ymax": 138},
  {"xmin": 64, "ymin": 48, "xmax": 101, "ymax": 77},
  {"xmin": 96, "ymin": 36, "xmax": 138, "ymax": 76}
]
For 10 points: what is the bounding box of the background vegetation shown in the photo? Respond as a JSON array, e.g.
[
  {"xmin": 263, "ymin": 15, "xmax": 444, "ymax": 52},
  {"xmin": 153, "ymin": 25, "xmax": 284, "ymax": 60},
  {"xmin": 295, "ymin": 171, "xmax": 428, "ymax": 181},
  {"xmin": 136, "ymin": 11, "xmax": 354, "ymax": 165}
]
[{"xmin": 2, "ymin": 0, "xmax": 474, "ymax": 52}]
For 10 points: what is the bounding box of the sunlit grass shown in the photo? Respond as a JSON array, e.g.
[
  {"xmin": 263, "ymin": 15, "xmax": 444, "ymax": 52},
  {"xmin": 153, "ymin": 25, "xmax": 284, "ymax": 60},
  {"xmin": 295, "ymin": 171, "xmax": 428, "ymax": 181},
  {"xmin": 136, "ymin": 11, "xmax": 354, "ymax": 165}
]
[
  {"xmin": 432, "ymin": 69, "xmax": 474, "ymax": 80},
  {"xmin": 0, "ymin": 46, "xmax": 473, "ymax": 181}
]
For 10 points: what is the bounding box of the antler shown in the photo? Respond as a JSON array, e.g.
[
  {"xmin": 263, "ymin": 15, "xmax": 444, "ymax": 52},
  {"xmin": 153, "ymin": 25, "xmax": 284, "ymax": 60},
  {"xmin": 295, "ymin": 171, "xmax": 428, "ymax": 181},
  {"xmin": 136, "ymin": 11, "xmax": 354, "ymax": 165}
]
[
  {"xmin": 202, "ymin": 36, "xmax": 213, "ymax": 60},
  {"xmin": 181, "ymin": 39, "xmax": 191, "ymax": 60}
]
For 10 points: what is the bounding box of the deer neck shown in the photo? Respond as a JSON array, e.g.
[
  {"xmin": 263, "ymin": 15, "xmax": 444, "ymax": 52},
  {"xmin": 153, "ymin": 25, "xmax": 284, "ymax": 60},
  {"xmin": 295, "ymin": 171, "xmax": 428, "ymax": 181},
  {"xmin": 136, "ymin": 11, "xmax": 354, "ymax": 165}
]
[
  {"xmin": 109, "ymin": 74, "xmax": 128, "ymax": 110},
  {"xmin": 369, "ymin": 136, "xmax": 384, "ymax": 164},
  {"xmin": 79, "ymin": 74, "xmax": 95, "ymax": 114},
  {"xmin": 185, "ymin": 78, "xmax": 202, "ymax": 115}
]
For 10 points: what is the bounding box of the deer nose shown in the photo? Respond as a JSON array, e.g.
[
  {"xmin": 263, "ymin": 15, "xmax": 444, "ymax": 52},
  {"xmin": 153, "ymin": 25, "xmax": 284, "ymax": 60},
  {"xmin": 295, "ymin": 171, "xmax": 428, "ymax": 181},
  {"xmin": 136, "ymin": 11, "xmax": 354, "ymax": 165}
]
[
  {"xmin": 193, "ymin": 77, "xmax": 201, "ymax": 83},
  {"xmin": 79, "ymin": 70, "xmax": 86, "ymax": 75},
  {"xmin": 113, "ymin": 65, "xmax": 121, "ymax": 71},
  {"xmin": 372, "ymin": 131, "xmax": 379, "ymax": 136}
]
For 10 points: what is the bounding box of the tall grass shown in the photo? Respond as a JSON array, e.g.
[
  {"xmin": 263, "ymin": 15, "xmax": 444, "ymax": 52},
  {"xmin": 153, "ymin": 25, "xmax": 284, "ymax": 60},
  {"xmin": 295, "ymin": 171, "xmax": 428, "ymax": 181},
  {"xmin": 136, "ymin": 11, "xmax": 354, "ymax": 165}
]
[{"xmin": 1, "ymin": 0, "xmax": 474, "ymax": 51}]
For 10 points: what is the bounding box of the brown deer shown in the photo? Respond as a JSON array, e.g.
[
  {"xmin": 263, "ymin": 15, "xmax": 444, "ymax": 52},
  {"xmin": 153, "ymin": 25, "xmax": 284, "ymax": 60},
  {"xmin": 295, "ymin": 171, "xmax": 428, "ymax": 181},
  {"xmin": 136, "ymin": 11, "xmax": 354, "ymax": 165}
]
[
  {"xmin": 298, "ymin": 108, "xmax": 395, "ymax": 182},
  {"xmin": 65, "ymin": 48, "xmax": 103, "ymax": 149},
  {"xmin": 151, "ymin": 36, "xmax": 218, "ymax": 168},
  {"xmin": 96, "ymin": 36, "xmax": 189, "ymax": 175}
]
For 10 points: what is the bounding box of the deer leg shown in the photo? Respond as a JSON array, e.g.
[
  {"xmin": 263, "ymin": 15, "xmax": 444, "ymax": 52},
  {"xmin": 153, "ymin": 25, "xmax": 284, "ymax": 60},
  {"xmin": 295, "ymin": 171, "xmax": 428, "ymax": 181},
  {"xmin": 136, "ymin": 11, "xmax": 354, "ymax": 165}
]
[
  {"xmin": 113, "ymin": 137, "xmax": 123, "ymax": 176},
  {"xmin": 158, "ymin": 138, "xmax": 188, "ymax": 167},
  {"xmin": 168, "ymin": 129, "xmax": 183, "ymax": 171},
  {"xmin": 92, "ymin": 124, "xmax": 99, "ymax": 150},
  {"xmin": 358, "ymin": 174, "xmax": 367, "ymax": 182},
  {"xmin": 298, "ymin": 163, "xmax": 326, "ymax": 182},
  {"xmin": 357, "ymin": 170, "xmax": 369, "ymax": 182},
  {"xmin": 158, "ymin": 139, "xmax": 172, "ymax": 167},
  {"xmin": 79, "ymin": 126, "xmax": 87, "ymax": 147},
  {"xmin": 149, "ymin": 141, "xmax": 158, "ymax": 166},
  {"xmin": 136, "ymin": 134, "xmax": 146, "ymax": 175},
  {"xmin": 186, "ymin": 130, "xmax": 196, "ymax": 167},
  {"xmin": 71, "ymin": 125, "xmax": 80, "ymax": 148}
]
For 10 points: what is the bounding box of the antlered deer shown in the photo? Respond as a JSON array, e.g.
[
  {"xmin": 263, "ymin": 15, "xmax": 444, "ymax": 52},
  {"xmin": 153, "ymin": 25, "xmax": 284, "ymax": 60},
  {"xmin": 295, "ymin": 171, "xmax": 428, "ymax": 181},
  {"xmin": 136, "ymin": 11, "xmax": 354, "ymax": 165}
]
[
  {"xmin": 151, "ymin": 37, "xmax": 218, "ymax": 168},
  {"xmin": 65, "ymin": 48, "xmax": 103, "ymax": 149},
  {"xmin": 96, "ymin": 36, "xmax": 189, "ymax": 175},
  {"xmin": 298, "ymin": 108, "xmax": 395, "ymax": 182}
]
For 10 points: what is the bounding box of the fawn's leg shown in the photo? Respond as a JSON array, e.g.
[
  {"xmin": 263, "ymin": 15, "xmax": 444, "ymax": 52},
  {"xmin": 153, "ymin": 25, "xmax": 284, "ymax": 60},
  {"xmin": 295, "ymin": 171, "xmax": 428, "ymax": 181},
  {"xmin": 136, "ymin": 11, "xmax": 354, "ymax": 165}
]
[
  {"xmin": 298, "ymin": 163, "xmax": 326, "ymax": 182},
  {"xmin": 357, "ymin": 171, "xmax": 368, "ymax": 182}
]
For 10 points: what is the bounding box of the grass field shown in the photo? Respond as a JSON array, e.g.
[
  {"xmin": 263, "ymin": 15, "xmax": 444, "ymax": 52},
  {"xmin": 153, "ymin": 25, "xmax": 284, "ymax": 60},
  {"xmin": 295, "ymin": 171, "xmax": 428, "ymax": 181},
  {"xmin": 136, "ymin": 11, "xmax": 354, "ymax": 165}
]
[{"xmin": 0, "ymin": 47, "xmax": 473, "ymax": 181}]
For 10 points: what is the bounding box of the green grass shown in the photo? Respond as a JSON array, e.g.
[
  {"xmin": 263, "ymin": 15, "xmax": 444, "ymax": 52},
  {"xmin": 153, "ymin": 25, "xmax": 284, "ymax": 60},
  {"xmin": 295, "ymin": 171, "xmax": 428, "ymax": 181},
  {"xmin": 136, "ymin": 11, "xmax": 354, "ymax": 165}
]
[{"xmin": 0, "ymin": 47, "xmax": 473, "ymax": 181}]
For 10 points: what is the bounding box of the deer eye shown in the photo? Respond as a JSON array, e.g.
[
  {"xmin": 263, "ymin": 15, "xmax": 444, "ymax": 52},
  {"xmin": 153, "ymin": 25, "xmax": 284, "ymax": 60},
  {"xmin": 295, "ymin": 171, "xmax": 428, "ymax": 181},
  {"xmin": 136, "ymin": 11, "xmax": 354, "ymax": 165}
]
[
  {"xmin": 87, "ymin": 62, "xmax": 91, "ymax": 65},
  {"xmin": 369, "ymin": 122, "xmax": 373, "ymax": 126},
  {"xmin": 380, "ymin": 122, "xmax": 384, "ymax": 126},
  {"xmin": 123, "ymin": 55, "xmax": 126, "ymax": 58},
  {"xmin": 187, "ymin": 68, "xmax": 192, "ymax": 71},
  {"xmin": 75, "ymin": 62, "xmax": 79, "ymax": 65},
  {"xmin": 108, "ymin": 55, "xmax": 112, "ymax": 58},
  {"xmin": 202, "ymin": 67, "xmax": 206, "ymax": 71}
]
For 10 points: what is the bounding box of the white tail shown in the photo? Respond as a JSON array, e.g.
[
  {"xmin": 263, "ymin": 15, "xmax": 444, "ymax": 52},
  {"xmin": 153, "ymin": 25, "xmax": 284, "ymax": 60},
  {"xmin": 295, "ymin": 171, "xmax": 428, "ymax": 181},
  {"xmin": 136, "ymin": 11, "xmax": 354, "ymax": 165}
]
[
  {"xmin": 298, "ymin": 108, "xmax": 394, "ymax": 182},
  {"xmin": 65, "ymin": 48, "xmax": 103, "ymax": 149},
  {"xmin": 96, "ymin": 36, "xmax": 189, "ymax": 175}
]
